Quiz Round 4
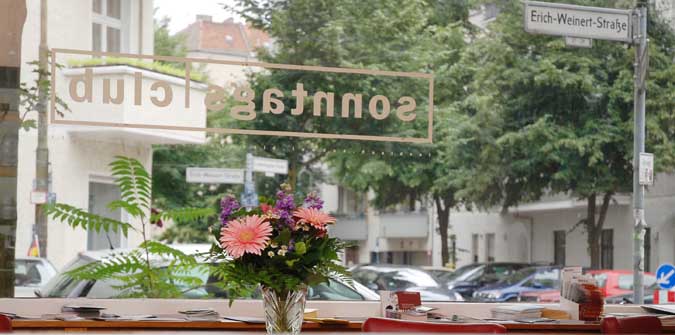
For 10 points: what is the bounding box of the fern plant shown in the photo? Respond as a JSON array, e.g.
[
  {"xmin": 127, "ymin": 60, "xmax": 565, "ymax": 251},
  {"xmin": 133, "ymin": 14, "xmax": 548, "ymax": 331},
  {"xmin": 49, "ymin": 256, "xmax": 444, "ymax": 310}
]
[{"xmin": 45, "ymin": 156, "xmax": 216, "ymax": 298}]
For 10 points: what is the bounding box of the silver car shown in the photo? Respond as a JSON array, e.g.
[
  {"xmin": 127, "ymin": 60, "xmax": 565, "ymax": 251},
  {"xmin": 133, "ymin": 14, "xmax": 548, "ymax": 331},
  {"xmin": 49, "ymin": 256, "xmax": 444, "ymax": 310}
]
[{"xmin": 38, "ymin": 245, "xmax": 379, "ymax": 301}]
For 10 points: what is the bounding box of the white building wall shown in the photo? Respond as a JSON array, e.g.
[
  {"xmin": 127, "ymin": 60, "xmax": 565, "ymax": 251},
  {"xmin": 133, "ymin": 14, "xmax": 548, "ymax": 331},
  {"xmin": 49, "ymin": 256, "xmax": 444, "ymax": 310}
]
[
  {"xmin": 446, "ymin": 173, "xmax": 675, "ymax": 272},
  {"xmin": 15, "ymin": 0, "xmax": 164, "ymax": 269},
  {"xmin": 448, "ymin": 211, "xmax": 530, "ymax": 268}
]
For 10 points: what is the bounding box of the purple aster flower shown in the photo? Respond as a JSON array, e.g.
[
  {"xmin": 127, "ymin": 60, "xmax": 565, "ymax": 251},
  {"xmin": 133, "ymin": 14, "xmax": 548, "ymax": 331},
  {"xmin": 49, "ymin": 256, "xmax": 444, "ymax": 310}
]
[
  {"xmin": 275, "ymin": 187, "xmax": 296, "ymax": 228},
  {"xmin": 220, "ymin": 195, "xmax": 240, "ymax": 226},
  {"xmin": 303, "ymin": 191, "xmax": 324, "ymax": 210}
]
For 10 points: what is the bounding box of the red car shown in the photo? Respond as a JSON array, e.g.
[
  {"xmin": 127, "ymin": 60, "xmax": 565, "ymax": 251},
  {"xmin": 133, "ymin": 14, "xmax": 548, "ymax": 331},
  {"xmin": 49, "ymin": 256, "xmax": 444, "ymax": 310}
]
[
  {"xmin": 519, "ymin": 270, "xmax": 656, "ymax": 303},
  {"xmin": 587, "ymin": 270, "xmax": 656, "ymax": 298}
]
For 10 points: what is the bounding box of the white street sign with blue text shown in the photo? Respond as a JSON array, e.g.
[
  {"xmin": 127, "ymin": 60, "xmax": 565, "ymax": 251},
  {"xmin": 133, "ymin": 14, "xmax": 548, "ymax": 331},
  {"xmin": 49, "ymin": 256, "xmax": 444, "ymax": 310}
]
[
  {"xmin": 186, "ymin": 167, "xmax": 245, "ymax": 184},
  {"xmin": 524, "ymin": 1, "xmax": 632, "ymax": 42}
]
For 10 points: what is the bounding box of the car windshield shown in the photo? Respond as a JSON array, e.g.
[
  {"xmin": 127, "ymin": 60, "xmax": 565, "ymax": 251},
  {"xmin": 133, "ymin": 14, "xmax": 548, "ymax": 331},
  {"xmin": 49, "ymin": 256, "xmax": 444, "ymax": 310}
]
[
  {"xmin": 618, "ymin": 274, "xmax": 656, "ymax": 290},
  {"xmin": 41, "ymin": 258, "xmax": 91, "ymax": 298},
  {"xmin": 499, "ymin": 267, "xmax": 537, "ymax": 286},
  {"xmin": 15, "ymin": 260, "xmax": 44, "ymax": 286},
  {"xmin": 42, "ymin": 257, "xmax": 368, "ymax": 301},
  {"xmin": 373, "ymin": 268, "xmax": 440, "ymax": 290},
  {"xmin": 447, "ymin": 264, "xmax": 484, "ymax": 283}
]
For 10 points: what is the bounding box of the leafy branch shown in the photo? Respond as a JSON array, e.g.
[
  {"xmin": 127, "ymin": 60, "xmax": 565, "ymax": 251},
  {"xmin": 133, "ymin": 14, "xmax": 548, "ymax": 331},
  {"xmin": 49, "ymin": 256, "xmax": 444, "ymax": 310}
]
[
  {"xmin": 44, "ymin": 203, "xmax": 136, "ymax": 236},
  {"xmin": 48, "ymin": 156, "xmax": 212, "ymax": 298}
]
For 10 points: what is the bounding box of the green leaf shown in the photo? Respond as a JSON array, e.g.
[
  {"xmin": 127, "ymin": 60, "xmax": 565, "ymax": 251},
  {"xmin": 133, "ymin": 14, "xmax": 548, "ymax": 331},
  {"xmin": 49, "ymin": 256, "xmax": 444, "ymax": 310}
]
[{"xmin": 45, "ymin": 203, "xmax": 135, "ymax": 236}]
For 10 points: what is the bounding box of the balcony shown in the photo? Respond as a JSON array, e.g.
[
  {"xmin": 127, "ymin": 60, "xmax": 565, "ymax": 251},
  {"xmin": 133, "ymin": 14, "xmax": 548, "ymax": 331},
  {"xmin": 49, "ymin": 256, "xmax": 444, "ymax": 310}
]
[
  {"xmin": 55, "ymin": 65, "xmax": 208, "ymax": 145},
  {"xmin": 379, "ymin": 212, "xmax": 428, "ymax": 238},
  {"xmin": 328, "ymin": 214, "xmax": 367, "ymax": 241}
]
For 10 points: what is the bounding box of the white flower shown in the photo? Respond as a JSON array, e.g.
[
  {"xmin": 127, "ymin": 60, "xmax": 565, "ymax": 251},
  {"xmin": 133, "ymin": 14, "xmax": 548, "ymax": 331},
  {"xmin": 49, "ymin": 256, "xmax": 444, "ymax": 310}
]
[
  {"xmin": 277, "ymin": 249, "xmax": 287, "ymax": 256},
  {"xmin": 267, "ymin": 251, "xmax": 275, "ymax": 257}
]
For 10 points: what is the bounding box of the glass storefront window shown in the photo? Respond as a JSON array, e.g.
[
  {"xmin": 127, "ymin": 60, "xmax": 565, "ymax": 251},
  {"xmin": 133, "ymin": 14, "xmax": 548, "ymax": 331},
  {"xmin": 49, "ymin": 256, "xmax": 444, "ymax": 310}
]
[{"xmin": 0, "ymin": 0, "xmax": 673, "ymax": 309}]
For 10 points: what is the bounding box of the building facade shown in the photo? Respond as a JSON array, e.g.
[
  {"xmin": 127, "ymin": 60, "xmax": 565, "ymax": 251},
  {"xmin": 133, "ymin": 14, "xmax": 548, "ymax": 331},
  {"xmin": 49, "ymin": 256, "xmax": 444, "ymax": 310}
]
[
  {"xmin": 177, "ymin": 15, "xmax": 272, "ymax": 90},
  {"xmin": 16, "ymin": 0, "xmax": 207, "ymax": 269}
]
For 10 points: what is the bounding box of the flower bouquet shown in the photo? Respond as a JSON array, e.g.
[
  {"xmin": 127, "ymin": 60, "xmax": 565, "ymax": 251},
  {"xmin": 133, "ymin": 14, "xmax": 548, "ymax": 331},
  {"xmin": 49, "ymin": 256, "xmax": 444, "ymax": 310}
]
[{"xmin": 209, "ymin": 185, "xmax": 349, "ymax": 335}]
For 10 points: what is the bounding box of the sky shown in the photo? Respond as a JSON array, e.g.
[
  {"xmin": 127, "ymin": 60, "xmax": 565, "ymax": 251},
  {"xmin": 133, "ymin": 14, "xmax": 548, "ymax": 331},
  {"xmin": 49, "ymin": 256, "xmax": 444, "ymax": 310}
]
[{"xmin": 153, "ymin": 0, "xmax": 241, "ymax": 34}]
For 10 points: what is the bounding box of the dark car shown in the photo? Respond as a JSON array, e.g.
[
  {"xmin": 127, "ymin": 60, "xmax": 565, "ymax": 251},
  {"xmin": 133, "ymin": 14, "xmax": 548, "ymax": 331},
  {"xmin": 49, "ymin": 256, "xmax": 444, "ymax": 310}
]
[
  {"xmin": 473, "ymin": 266, "xmax": 561, "ymax": 302},
  {"xmin": 445, "ymin": 262, "xmax": 530, "ymax": 298},
  {"xmin": 350, "ymin": 264, "xmax": 464, "ymax": 301}
]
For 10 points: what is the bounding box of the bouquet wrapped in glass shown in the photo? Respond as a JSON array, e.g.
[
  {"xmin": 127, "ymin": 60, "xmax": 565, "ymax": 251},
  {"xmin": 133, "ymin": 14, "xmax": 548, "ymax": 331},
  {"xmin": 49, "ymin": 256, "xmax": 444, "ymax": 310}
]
[{"xmin": 208, "ymin": 185, "xmax": 349, "ymax": 335}]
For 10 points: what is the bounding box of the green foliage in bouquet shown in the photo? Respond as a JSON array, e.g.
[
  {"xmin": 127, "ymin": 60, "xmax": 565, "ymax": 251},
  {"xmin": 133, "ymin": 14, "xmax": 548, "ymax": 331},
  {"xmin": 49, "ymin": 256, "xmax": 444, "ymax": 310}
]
[
  {"xmin": 44, "ymin": 156, "xmax": 216, "ymax": 298},
  {"xmin": 208, "ymin": 186, "xmax": 350, "ymax": 299}
]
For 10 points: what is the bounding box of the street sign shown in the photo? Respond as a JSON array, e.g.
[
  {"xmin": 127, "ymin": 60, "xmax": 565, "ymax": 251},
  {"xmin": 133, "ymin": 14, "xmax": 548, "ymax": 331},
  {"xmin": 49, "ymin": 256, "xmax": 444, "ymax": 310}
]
[
  {"xmin": 564, "ymin": 36, "xmax": 592, "ymax": 48},
  {"xmin": 30, "ymin": 191, "xmax": 47, "ymax": 204},
  {"xmin": 252, "ymin": 156, "xmax": 289, "ymax": 175},
  {"xmin": 656, "ymin": 264, "xmax": 675, "ymax": 290},
  {"xmin": 186, "ymin": 167, "xmax": 245, "ymax": 184},
  {"xmin": 639, "ymin": 153, "xmax": 654, "ymax": 186},
  {"xmin": 524, "ymin": 1, "xmax": 632, "ymax": 42}
]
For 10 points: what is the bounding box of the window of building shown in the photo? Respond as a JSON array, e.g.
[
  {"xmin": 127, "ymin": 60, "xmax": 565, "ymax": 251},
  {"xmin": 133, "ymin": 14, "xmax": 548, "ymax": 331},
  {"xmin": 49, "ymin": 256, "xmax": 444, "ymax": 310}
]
[
  {"xmin": 471, "ymin": 234, "xmax": 479, "ymax": 263},
  {"xmin": 645, "ymin": 227, "xmax": 651, "ymax": 272},
  {"xmin": 87, "ymin": 182, "xmax": 123, "ymax": 250},
  {"xmin": 601, "ymin": 229, "xmax": 614, "ymax": 269},
  {"xmin": 554, "ymin": 230, "xmax": 566, "ymax": 266},
  {"xmin": 92, "ymin": 0, "xmax": 123, "ymax": 52},
  {"xmin": 485, "ymin": 233, "xmax": 495, "ymax": 263}
]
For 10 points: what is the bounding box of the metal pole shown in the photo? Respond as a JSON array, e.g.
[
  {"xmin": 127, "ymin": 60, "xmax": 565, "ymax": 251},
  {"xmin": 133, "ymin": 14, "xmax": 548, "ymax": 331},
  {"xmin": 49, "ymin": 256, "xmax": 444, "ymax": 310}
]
[
  {"xmin": 632, "ymin": 5, "xmax": 648, "ymax": 305},
  {"xmin": 35, "ymin": 0, "xmax": 49, "ymax": 257}
]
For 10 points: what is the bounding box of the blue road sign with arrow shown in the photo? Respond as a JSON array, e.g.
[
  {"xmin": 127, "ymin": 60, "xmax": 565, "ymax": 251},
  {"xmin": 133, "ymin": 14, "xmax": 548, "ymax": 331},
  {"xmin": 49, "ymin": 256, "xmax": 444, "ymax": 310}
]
[{"xmin": 656, "ymin": 263, "xmax": 675, "ymax": 290}]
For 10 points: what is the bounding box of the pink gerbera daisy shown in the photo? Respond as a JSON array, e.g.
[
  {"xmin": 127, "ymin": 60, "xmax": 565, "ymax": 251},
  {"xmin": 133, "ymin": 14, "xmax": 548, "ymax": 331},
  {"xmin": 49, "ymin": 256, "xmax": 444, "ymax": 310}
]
[
  {"xmin": 293, "ymin": 208, "xmax": 336, "ymax": 231},
  {"xmin": 220, "ymin": 215, "xmax": 272, "ymax": 258}
]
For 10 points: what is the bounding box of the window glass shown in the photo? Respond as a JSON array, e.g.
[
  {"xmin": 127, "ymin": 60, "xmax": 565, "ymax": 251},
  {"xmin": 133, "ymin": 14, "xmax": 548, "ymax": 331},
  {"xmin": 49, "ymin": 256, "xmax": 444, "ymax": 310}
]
[
  {"xmin": 92, "ymin": 23, "xmax": 102, "ymax": 52},
  {"xmin": 1, "ymin": 0, "xmax": 674, "ymax": 306},
  {"xmin": 107, "ymin": 0, "xmax": 121, "ymax": 19},
  {"xmin": 92, "ymin": 0, "xmax": 102, "ymax": 14},
  {"xmin": 106, "ymin": 27, "xmax": 121, "ymax": 53}
]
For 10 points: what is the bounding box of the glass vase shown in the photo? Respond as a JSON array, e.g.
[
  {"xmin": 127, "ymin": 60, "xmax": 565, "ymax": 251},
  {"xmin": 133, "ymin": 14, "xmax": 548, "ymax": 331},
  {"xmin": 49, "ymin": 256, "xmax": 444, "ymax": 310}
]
[{"xmin": 262, "ymin": 286, "xmax": 307, "ymax": 335}]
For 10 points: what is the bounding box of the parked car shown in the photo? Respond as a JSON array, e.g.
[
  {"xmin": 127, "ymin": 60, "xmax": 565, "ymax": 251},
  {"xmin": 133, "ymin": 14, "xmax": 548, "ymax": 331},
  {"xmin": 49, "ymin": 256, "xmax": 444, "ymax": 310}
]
[
  {"xmin": 520, "ymin": 269, "xmax": 658, "ymax": 303},
  {"xmin": 473, "ymin": 266, "xmax": 561, "ymax": 302},
  {"xmin": 422, "ymin": 266, "xmax": 454, "ymax": 285},
  {"xmin": 350, "ymin": 264, "xmax": 464, "ymax": 301},
  {"xmin": 38, "ymin": 246, "xmax": 379, "ymax": 301},
  {"xmin": 444, "ymin": 262, "xmax": 530, "ymax": 299},
  {"xmin": 14, "ymin": 257, "xmax": 57, "ymax": 298},
  {"xmin": 587, "ymin": 269, "xmax": 656, "ymax": 298},
  {"xmin": 604, "ymin": 283, "xmax": 659, "ymax": 304}
]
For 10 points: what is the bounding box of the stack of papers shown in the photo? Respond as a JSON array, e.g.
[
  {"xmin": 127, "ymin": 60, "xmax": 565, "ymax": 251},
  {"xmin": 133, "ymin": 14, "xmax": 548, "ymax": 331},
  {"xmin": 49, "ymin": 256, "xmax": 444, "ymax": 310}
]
[
  {"xmin": 491, "ymin": 304, "xmax": 544, "ymax": 320},
  {"xmin": 178, "ymin": 308, "xmax": 220, "ymax": 321},
  {"xmin": 61, "ymin": 304, "xmax": 106, "ymax": 319}
]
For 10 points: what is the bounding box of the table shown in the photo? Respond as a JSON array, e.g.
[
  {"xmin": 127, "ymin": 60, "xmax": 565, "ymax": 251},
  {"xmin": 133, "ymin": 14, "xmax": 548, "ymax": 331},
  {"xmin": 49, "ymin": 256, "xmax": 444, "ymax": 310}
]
[{"xmin": 12, "ymin": 319, "xmax": 675, "ymax": 333}]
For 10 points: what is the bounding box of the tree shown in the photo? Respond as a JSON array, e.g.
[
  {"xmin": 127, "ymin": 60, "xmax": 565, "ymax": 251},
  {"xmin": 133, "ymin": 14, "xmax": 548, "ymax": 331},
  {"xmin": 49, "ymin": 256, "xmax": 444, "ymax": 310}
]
[
  {"xmin": 451, "ymin": 1, "xmax": 675, "ymax": 268},
  {"xmin": 154, "ymin": 14, "xmax": 187, "ymax": 66},
  {"xmin": 222, "ymin": 0, "xmax": 438, "ymax": 194},
  {"xmin": 150, "ymin": 12, "xmax": 239, "ymax": 242},
  {"xmin": 226, "ymin": 0, "xmax": 472, "ymax": 266}
]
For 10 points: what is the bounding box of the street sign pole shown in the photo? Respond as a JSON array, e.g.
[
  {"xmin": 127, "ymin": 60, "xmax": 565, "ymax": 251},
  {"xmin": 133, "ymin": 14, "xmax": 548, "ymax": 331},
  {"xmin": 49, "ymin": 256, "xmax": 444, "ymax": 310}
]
[
  {"xmin": 632, "ymin": 5, "xmax": 648, "ymax": 305},
  {"xmin": 522, "ymin": 1, "xmax": 648, "ymax": 304}
]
